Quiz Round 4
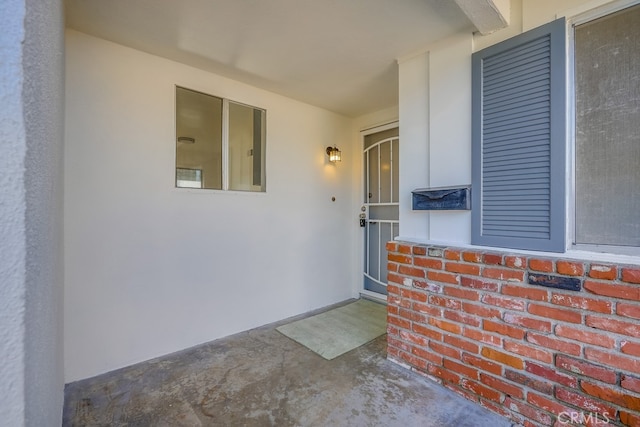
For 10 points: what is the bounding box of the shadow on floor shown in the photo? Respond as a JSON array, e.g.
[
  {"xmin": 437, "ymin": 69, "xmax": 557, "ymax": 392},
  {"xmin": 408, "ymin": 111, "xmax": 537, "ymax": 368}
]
[{"xmin": 63, "ymin": 300, "xmax": 513, "ymax": 427}]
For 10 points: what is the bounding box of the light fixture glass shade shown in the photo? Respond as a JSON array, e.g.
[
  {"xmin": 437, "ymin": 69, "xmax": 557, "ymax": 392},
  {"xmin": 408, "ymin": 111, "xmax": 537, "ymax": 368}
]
[{"xmin": 327, "ymin": 146, "xmax": 341, "ymax": 162}]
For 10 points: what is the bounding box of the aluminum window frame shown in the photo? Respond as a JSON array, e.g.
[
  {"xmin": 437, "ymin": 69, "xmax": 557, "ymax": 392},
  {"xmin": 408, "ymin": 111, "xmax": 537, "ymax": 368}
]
[{"xmin": 175, "ymin": 85, "xmax": 267, "ymax": 193}]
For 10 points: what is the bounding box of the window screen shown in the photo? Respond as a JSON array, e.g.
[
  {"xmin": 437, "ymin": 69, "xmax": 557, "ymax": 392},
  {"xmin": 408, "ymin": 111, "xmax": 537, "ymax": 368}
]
[{"xmin": 574, "ymin": 4, "xmax": 640, "ymax": 247}]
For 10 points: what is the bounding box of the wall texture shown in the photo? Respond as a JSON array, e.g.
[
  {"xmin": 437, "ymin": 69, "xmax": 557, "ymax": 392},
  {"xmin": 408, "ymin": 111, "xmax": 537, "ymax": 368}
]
[
  {"xmin": 0, "ymin": 0, "xmax": 28, "ymax": 424},
  {"xmin": 0, "ymin": 0, "xmax": 65, "ymax": 425},
  {"xmin": 65, "ymin": 30, "xmax": 355, "ymax": 381},
  {"xmin": 23, "ymin": 0, "xmax": 65, "ymax": 424},
  {"xmin": 387, "ymin": 241, "xmax": 640, "ymax": 426},
  {"xmin": 397, "ymin": 51, "xmax": 430, "ymax": 241}
]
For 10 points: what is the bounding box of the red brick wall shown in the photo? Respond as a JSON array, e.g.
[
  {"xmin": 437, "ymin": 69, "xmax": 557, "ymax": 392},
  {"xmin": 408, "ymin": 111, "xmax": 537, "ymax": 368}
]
[{"xmin": 386, "ymin": 241, "xmax": 640, "ymax": 427}]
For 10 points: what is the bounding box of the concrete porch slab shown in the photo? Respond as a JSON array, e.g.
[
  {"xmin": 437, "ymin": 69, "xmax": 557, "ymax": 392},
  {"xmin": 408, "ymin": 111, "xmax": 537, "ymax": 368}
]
[{"xmin": 63, "ymin": 300, "xmax": 514, "ymax": 426}]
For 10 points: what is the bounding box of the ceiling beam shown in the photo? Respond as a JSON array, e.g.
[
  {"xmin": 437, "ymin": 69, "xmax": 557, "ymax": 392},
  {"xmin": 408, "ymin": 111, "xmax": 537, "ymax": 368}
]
[{"xmin": 454, "ymin": 0, "xmax": 510, "ymax": 35}]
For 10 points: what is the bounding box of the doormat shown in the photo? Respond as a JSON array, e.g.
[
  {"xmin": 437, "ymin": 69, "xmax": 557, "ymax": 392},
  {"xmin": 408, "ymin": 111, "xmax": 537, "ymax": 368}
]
[{"xmin": 276, "ymin": 299, "xmax": 387, "ymax": 360}]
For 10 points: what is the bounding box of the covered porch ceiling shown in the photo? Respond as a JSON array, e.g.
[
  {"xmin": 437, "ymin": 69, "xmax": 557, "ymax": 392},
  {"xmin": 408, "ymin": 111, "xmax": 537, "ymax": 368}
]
[{"xmin": 65, "ymin": 0, "xmax": 509, "ymax": 117}]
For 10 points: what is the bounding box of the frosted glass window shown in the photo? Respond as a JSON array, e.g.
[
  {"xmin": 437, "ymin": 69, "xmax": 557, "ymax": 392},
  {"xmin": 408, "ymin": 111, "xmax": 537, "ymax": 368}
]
[{"xmin": 575, "ymin": 4, "xmax": 640, "ymax": 247}]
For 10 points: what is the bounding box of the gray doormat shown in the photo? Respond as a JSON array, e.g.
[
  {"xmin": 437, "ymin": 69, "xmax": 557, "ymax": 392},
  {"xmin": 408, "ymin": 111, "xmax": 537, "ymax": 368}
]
[{"xmin": 276, "ymin": 299, "xmax": 387, "ymax": 360}]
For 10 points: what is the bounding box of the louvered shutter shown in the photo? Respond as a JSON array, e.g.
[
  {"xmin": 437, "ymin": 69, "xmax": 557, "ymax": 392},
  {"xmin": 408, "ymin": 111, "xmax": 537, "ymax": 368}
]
[{"xmin": 471, "ymin": 18, "xmax": 566, "ymax": 252}]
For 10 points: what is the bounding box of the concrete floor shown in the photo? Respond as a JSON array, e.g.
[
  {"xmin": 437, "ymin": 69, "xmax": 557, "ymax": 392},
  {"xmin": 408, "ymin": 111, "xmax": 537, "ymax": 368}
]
[{"xmin": 63, "ymin": 300, "xmax": 514, "ymax": 427}]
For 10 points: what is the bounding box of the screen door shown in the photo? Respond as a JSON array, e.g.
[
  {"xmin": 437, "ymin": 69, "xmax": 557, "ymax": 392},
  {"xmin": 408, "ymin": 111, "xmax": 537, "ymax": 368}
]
[{"xmin": 362, "ymin": 126, "xmax": 399, "ymax": 297}]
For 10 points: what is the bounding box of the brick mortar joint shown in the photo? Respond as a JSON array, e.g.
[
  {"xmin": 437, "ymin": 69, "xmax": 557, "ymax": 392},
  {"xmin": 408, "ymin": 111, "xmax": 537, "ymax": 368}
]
[
  {"xmin": 388, "ymin": 300, "xmax": 639, "ymax": 370},
  {"xmin": 389, "ymin": 344, "xmax": 640, "ymax": 422},
  {"xmin": 388, "ymin": 254, "xmax": 640, "ymax": 425}
]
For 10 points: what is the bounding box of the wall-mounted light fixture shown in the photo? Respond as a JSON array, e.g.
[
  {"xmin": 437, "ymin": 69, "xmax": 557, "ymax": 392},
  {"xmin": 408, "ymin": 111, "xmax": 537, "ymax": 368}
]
[{"xmin": 326, "ymin": 146, "xmax": 341, "ymax": 162}]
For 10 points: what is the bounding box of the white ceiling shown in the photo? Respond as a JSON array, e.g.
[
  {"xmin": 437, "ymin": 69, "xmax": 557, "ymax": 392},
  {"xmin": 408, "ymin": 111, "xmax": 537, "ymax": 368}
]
[{"xmin": 65, "ymin": 0, "xmax": 475, "ymax": 117}]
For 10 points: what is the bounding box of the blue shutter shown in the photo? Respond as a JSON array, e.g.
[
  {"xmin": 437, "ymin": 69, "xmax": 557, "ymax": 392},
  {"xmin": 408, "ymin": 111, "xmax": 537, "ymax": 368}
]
[{"xmin": 472, "ymin": 18, "xmax": 566, "ymax": 252}]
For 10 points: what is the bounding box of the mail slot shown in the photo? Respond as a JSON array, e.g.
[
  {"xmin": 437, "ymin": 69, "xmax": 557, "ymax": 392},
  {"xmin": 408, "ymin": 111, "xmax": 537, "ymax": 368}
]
[{"xmin": 412, "ymin": 186, "xmax": 471, "ymax": 210}]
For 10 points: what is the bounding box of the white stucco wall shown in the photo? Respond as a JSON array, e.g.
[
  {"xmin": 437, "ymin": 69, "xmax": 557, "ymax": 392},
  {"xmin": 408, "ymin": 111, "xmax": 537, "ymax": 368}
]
[
  {"xmin": 397, "ymin": 52, "xmax": 430, "ymax": 242},
  {"xmin": 64, "ymin": 30, "xmax": 355, "ymax": 381},
  {"xmin": 427, "ymin": 33, "xmax": 473, "ymax": 244},
  {"xmin": 23, "ymin": 0, "xmax": 65, "ymax": 424},
  {"xmin": 397, "ymin": 39, "xmax": 474, "ymax": 245},
  {"xmin": 0, "ymin": 0, "xmax": 65, "ymax": 425},
  {"xmin": 397, "ymin": 0, "xmax": 623, "ymax": 248},
  {"xmin": 0, "ymin": 1, "xmax": 28, "ymax": 424}
]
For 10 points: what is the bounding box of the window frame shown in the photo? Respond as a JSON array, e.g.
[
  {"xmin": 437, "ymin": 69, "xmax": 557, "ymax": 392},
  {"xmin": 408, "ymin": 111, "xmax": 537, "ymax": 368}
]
[
  {"xmin": 226, "ymin": 99, "xmax": 267, "ymax": 192},
  {"xmin": 567, "ymin": 0, "xmax": 640, "ymax": 256},
  {"xmin": 175, "ymin": 85, "xmax": 267, "ymax": 193}
]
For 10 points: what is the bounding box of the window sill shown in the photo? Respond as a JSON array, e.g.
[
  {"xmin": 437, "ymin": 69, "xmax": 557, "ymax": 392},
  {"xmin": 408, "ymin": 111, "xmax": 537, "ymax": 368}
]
[{"xmin": 172, "ymin": 187, "xmax": 267, "ymax": 196}]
